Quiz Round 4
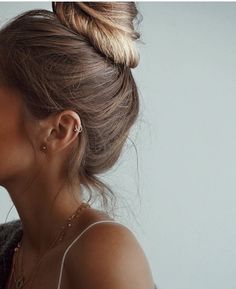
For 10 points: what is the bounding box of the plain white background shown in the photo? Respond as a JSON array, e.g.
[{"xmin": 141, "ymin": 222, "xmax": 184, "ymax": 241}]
[{"xmin": 1, "ymin": 2, "xmax": 236, "ymax": 289}]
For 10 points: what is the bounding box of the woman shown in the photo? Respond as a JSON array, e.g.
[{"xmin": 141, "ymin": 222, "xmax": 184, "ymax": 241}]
[{"xmin": 0, "ymin": 2, "xmax": 156, "ymax": 289}]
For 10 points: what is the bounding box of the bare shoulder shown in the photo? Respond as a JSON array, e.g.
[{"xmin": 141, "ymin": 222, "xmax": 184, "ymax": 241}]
[{"xmin": 64, "ymin": 208, "xmax": 155, "ymax": 289}]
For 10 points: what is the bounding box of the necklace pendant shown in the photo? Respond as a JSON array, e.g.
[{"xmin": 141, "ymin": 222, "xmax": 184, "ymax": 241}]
[{"xmin": 15, "ymin": 276, "xmax": 25, "ymax": 289}]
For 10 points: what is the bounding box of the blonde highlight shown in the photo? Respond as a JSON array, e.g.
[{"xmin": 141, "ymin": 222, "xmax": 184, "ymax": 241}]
[{"xmin": 52, "ymin": 2, "xmax": 141, "ymax": 68}]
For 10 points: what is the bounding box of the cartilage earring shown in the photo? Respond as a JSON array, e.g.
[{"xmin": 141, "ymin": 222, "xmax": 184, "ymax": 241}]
[{"xmin": 73, "ymin": 125, "xmax": 82, "ymax": 133}]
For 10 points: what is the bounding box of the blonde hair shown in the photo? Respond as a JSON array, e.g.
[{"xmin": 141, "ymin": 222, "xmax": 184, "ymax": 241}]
[
  {"xmin": 52, "ymin": 2, "xmax": 141, "ymax": 68},
  {"xmin": 0, "ymin": 2, "xmax": 142, "ymax": 217}
]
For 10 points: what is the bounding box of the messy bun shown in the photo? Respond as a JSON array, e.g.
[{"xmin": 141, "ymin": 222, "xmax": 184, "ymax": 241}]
[{"xmin": 52, "ymin": 2, "xmax": 141, "ymax": 68}]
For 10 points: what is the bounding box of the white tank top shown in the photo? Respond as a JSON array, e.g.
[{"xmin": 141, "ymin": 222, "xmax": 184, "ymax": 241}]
[{"xmin": 56, "ymin": 220, "xmax": 120, "ymax": 289}]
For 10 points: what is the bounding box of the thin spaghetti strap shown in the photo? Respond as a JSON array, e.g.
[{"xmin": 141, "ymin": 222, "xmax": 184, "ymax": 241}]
[{"xmin": 56, "ymin": 220, "xmax": 120, "ymax": 289}]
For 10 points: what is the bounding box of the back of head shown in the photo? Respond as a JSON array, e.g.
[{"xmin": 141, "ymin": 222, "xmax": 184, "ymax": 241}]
[{"xmin": 0, "ymin": 2, "xmax": 142, "ymax": 215}]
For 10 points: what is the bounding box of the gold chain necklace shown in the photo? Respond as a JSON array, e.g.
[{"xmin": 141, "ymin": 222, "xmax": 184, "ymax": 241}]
[{"xmin": 7, "ymin": 201, "xmax": 90, "ymax": 289}]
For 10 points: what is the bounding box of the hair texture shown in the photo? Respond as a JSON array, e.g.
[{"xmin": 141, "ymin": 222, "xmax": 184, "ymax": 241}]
[{"xmin": 0, "ymin": 2, "xmax": 142, "ymax": 217}]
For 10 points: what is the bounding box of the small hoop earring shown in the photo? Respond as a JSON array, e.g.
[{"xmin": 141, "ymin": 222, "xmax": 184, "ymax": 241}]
[{"xmin": 73, "ymin": 125, "xmax": 82, "ymax": 133}]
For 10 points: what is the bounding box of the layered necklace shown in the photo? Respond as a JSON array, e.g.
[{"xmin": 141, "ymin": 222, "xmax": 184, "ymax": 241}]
[{"xmin": 6, "ymin": 201, "xmax": 90, "ymax": 289}]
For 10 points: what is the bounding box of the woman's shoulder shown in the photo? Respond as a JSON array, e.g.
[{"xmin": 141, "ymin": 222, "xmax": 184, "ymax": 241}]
[
  {"xmin": 0, "ymin": 219, "xmax": 22, "ymax": 257},
  {"xmin": 0, "ymin": 219, "xmax": 23, "ymax": 288},
  {"xmin": 0, "ymin": 219, "xmax": 22, "ymax": 246},
  {"xmin": 64, "ymin": 207, "xmax": 156, "ymax": 289},
  {"xmin": 0, "ymin": 219, "xmax": 22, "ymax": 232}
]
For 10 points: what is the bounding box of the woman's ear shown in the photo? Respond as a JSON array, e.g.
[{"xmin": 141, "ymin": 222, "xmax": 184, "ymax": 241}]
[{"xmin": 40, "ymin": 110, "xmax": 82, "ymax": 154}]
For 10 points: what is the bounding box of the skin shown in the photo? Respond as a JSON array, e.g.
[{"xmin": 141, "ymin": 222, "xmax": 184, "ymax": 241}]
[{"xmin": 1, "ymin": 84, "xmax": 155, "ymax": 289}]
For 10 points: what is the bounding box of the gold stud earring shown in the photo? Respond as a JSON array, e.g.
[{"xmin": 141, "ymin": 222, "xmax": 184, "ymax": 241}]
[{"xmin": 41, "ymin": 145, "xmax": 47, "ymax": 152}]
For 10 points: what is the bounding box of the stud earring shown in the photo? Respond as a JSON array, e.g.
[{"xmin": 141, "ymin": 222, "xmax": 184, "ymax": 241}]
[{"xmin": 41, "ymin": 145, "xmax": 47, "ymax": 152}]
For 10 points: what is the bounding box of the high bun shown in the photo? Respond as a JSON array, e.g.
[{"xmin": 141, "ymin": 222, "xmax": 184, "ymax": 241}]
[
  {"xmin": 52, "ymin": 2, "xmax": 141, "ymax": 68},
  {"xmin": 0, "ymin": 2, "xmax": 143, "ymax": 216}
]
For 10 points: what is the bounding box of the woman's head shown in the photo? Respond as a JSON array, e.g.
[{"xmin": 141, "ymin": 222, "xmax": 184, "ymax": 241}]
[{"xmin": 0, "ymin": 2, "xmax": 142, "ymax": 214}]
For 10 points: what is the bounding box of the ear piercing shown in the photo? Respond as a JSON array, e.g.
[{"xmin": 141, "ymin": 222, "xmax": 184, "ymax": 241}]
[
  {"xmin": 73, "ymin": 125, "xmax": 82, "ymax": 133},
  {"xmin": 41, "ymin": 125, "xmax": 82, "ymax": 152},
  {"xmin": 42, "ymin": 145, "xmax": 47, "ymax": 151}
]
